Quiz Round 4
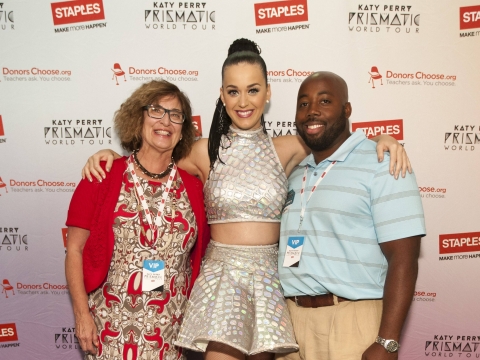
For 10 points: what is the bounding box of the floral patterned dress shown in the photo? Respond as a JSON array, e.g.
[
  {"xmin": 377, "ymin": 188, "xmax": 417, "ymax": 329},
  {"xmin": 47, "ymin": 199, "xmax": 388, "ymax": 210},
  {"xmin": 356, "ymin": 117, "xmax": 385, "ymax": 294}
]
[{"xmin": 87, "ymin": 169, "xmax": 197, "ymax": 360}]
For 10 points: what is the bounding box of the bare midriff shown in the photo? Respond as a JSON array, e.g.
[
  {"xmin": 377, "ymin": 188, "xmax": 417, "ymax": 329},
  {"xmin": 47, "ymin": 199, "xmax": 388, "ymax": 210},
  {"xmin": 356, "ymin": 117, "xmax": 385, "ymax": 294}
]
[{"xmin": 210, "ymin": 222, "xmax": 280, "ymax": 246}]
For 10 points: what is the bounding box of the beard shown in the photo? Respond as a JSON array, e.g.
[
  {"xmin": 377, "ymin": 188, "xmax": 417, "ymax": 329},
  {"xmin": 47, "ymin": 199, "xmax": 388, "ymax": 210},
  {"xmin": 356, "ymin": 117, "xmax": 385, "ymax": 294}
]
[{"xmin": 296, "ymin": 108, "xmax": 348, "ymax": 152}]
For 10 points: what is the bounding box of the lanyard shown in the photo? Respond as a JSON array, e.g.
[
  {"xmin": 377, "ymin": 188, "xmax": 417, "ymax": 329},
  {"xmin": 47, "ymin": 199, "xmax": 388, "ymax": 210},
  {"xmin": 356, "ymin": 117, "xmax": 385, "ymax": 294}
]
[
  {"xmin": 298, "ymin": 160, "xmax": 337, "ymax": 231},
  {"xmin": 126, "ymin": 155, "xmax": 177, "ymax": 245}
]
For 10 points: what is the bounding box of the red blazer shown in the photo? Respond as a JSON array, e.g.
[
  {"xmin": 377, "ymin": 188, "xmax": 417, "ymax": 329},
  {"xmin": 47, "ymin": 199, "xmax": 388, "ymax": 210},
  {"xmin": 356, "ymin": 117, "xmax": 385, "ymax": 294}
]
[{"xmin": 66, "ymin": 157, "xmax": 209, "ymax": 295}]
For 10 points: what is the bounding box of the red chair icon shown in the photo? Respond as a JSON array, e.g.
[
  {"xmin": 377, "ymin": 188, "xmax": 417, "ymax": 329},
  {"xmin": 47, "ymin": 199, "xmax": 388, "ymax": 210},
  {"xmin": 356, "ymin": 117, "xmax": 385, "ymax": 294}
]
[
  {"xmin": 1, "ymin": 279, "xmax": 15, "ymax": 298},
  {"xmin": 0, "ymin": 177, "xmax": 7, "ymax": 196},
  {"xmin": 368, "ymin": 66, "xmax": 383, "ymax": 88},
  {"xmin": 112, "ymin": 63, "xmax": 126, "ymax": 85}
]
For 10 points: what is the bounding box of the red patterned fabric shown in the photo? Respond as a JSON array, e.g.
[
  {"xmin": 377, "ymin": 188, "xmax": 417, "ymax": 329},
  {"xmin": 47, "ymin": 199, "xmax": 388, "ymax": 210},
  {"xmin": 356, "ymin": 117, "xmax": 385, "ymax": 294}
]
[
  {"xmin": 66, "ymin": 157, "xmax": 209, "ymax": 295},
  {"xmin": 88, "ymin": 172, "xmax": 198, "ymax": 359}
]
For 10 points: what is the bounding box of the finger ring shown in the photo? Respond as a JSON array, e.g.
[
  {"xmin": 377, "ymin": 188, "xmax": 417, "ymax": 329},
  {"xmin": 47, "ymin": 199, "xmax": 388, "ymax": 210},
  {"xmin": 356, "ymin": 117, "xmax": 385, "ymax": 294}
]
[{"xmin": 85, "ymin": 351, "xmax": 90, "ymax": 355}]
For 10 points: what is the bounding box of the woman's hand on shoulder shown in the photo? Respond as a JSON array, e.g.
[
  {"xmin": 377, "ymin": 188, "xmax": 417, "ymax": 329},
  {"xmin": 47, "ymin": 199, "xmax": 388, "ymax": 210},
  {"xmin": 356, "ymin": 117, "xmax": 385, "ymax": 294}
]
[
  {"xmin": 82, "ymin": 149, "xmax": 121, "ymax": 182},
  {"xmin": 373, "ymin": 134, "xmax": 412, "ymax": 179}
]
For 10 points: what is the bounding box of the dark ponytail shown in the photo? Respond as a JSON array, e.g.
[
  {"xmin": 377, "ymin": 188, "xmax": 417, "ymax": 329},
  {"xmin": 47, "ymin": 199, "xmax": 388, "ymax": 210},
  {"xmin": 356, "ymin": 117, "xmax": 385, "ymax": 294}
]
[{"xmin": 208, "ymin": 38, "xmax": 268, "ymax": 172}]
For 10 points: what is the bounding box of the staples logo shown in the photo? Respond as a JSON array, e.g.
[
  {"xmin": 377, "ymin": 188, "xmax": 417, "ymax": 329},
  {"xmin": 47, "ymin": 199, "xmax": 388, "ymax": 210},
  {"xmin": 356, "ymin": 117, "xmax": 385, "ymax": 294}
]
[
  {"xmin": 460, "ymin": 5, "xmax": 480, "ymax": 30},
  {"xmin": 255, "ymin": 0, "xmax": 308, "ymax": 26},
  {"xmin": 51, "ymin": 0, "xmax": 105, "ymax": 26},
  {"xmin": 192, "ymin": 115, "xmax": 202, "ymax": 138},
  {"xmin": 352, "ymin": 119, "xmax": 403, "ymax": 141},
  {"xmin": 439, "ymin": 232, "xmax": 480, "ymax": 254},
  {"xmin": 61, "ymin": 228, "xmax": 68, "ymax": 250},
  {"xmin": 0, "ymin": 323, "xmax": 18, "ymax": 342},
  {"xmin": 0, "ymin": 115, "xmax": 5, "ymax": 137}
]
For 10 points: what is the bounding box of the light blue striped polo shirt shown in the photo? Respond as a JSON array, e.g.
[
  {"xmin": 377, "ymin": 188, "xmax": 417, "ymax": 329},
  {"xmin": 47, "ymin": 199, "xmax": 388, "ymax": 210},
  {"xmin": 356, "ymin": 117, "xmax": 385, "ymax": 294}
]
[{"xmin": 279, "ymin": 130, "xmax": 426, "ymax": 299}]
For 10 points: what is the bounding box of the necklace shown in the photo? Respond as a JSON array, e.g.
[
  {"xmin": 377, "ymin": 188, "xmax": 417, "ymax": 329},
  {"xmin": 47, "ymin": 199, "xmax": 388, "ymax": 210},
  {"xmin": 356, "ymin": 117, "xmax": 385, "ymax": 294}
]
[{"xmin": 132, "ymin": 150, "xmax": 174, "ymax": 180}]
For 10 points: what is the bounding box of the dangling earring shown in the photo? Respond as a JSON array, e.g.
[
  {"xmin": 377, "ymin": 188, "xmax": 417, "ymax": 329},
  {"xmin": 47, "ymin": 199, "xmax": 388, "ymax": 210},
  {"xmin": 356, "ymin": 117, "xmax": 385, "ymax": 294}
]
[{"xmin": 266, "ymin": 100, "xmax": 270, "ymax": 104}]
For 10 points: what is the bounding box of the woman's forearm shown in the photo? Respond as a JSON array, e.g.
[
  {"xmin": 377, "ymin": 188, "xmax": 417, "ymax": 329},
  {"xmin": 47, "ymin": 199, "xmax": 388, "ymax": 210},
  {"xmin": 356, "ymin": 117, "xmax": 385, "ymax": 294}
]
[{"xmin": 65, "ymin": 227, "xmax": 91, "ymax": 315}]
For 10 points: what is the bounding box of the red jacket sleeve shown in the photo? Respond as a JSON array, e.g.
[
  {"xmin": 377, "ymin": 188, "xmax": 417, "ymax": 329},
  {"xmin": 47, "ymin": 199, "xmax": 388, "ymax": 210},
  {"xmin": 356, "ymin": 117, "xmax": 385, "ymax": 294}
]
[{"xmin": 66, "ymin": 173, "xmax": 103, "ymax": 230}]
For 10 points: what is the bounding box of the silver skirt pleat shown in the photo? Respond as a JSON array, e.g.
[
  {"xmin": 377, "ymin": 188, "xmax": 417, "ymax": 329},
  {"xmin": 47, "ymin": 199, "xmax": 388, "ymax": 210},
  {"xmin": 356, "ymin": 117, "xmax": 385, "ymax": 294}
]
[{"xmin": 175, "ymin": 241, "xmax": 299, "ymax": 355}]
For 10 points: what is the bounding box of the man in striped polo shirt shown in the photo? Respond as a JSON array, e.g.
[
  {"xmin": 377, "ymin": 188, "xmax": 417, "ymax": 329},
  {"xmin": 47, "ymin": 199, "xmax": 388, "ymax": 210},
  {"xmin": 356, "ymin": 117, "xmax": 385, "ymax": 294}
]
[{"xmin": 277, "ymin": 72, "xmax": 426, "ymax": 360}]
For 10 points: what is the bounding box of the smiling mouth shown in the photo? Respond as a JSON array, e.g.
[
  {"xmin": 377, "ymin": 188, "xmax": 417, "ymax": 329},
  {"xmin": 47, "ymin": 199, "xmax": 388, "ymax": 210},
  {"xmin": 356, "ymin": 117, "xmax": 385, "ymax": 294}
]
[
  {"xmin": 236, "ymin": 110, "xmax": 254, "ymax": 118},
  {"xmin": 154, "ymin": 129, "xmax": 171, "ymax": 136},
  {"xmin": 306, "ymin": 124, "xmax": 324, "ymax": 129},
  {"xmin": 304, "ymin": 122, "xmax": 325, "ymax": 135}
]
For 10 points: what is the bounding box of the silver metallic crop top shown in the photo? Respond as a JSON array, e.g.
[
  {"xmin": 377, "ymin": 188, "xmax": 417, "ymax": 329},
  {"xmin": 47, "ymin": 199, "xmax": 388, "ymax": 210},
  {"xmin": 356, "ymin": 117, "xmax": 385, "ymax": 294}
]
[{"xmin": 204, "ymin": 126, "xmax": 288, "ymax": 224}]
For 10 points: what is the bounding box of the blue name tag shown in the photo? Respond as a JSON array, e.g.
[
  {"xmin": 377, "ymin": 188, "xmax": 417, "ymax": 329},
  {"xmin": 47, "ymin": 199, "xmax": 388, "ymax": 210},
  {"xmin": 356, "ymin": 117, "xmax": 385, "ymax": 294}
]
[
  {"xmin": 142, "ymin": 260, "xmax": 165, "ymax": 292},
  {"xmin": 283, "ymin": 236, "xmax": 305, "ymax": 267}
]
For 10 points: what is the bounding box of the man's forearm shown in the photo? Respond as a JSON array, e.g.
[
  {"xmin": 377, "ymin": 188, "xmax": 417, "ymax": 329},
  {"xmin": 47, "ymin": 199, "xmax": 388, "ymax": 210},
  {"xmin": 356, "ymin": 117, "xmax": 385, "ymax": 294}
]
[
  {"xmin": 378, "ymin": 258, "xmax": 418, "ymax": 339},
  {"xmin": 377, "ymin": 237, "xmax": 421, "ymax": 340}
]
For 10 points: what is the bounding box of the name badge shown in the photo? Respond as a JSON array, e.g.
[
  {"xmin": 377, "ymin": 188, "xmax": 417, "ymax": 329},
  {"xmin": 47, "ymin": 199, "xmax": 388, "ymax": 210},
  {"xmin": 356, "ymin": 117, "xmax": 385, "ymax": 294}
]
[
  {"xmin": 283, "ymin": 236, "xmax": 305, "ymax": 267},
  {"xmin": 282, "ymin": 189, "xmax": 295, "ymax": 213},
  {"xmin": 142, "ymin": 260, "xmax": 164, "ymax": 292}
]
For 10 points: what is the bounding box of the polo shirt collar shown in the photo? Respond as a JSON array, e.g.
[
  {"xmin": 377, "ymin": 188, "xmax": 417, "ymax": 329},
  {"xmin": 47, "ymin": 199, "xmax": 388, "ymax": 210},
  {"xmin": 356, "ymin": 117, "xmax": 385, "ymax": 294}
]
[{"xmin": 299, "ymin": 130, "xmax": 367, "ymax": 168}]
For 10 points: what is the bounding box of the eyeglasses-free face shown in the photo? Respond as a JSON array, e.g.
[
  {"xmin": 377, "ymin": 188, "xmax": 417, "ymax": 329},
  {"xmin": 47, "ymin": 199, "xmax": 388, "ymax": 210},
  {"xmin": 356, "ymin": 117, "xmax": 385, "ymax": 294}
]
[{"xmin": 142, "ymin": 104, "xmax": 185, "ymax": 124}]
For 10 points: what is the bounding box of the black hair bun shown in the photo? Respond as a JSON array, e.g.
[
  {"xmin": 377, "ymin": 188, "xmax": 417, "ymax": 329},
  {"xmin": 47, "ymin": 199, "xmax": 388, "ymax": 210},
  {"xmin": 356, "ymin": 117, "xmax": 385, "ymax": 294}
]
[{"xmin": 228, "ymin": 38, "xmax": 261, "ymax": 56}]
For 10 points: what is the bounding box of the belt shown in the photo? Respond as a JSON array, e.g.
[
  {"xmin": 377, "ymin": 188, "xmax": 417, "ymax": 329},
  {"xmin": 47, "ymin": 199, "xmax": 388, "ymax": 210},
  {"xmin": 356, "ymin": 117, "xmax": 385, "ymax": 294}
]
[{"xmin": 286, "ymin": 294, "xmax": 351, "ymax": 308}]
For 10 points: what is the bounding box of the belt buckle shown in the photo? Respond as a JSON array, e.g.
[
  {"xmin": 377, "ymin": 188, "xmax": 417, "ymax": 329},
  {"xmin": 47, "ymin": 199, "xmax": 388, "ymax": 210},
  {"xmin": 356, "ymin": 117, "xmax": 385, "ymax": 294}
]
[{"xmin": 294, "ymin": 296, "xmax": 299, "ymax": 307}]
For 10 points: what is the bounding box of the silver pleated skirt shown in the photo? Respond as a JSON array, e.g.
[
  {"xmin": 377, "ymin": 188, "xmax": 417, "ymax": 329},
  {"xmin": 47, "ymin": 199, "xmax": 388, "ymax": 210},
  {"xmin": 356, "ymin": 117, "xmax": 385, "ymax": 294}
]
[{"xmin": 175, "ymin": 241, "xmax": 299, "ymax": 355}]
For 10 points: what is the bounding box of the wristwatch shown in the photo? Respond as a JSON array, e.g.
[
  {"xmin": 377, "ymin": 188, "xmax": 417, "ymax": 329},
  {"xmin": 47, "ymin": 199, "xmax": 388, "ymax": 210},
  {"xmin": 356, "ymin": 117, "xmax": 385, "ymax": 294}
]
[{"xmin": 375, "ymin": 336, "xmax": 400, "ymax": 353}]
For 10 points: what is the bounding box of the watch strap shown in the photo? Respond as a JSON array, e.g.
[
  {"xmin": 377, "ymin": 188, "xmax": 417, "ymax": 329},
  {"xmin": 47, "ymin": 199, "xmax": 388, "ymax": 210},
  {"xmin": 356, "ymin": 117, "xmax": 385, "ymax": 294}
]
[{"xmin": 375, "ymin": 336, "xmax": 400, "ymax": 353}]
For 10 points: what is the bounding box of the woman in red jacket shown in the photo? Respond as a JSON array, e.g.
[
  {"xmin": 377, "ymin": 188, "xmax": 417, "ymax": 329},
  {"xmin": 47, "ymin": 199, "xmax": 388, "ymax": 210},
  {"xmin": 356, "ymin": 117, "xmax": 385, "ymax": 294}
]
[{"xmin": 65, "ymin": 80, "xmax": 209, "ymax": 360}]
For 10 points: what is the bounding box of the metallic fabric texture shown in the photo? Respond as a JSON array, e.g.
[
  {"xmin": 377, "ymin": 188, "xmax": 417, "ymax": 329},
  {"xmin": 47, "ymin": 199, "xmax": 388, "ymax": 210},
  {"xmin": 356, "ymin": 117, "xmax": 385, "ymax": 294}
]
[
  {"xmin": 204, "ymin": 126, "xmax": 288, "ymax": 224},
  {"xmin": 175, "ymin": 241, "xmax": 299, "ymax": 355}
]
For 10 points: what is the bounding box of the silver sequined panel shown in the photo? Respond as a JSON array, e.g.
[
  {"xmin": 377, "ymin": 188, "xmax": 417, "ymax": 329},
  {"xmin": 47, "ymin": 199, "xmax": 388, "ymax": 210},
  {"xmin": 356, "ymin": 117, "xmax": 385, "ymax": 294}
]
[
  {"xmin": 175, "ymin": 241, "xmax": 299, "ymax": 355},
  {"xmin": 204, "ymin": 127, "xmax": 288, "ymax": 224}
]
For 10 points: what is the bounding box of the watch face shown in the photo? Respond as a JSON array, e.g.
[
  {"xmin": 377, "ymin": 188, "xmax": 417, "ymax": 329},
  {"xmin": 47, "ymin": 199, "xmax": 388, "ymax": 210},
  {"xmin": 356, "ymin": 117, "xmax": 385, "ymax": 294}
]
[{"xmin": 385, "ymin": 340, "xmax": 399, "ymax": 353}]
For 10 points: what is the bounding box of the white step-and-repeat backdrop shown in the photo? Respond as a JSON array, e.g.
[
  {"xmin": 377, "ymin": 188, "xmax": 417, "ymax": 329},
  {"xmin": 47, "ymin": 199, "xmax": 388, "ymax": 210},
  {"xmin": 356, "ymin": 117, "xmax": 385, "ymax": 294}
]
[{"xmin": 1, "ymin": 0, "xmax": 479, "ymax": 359}]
